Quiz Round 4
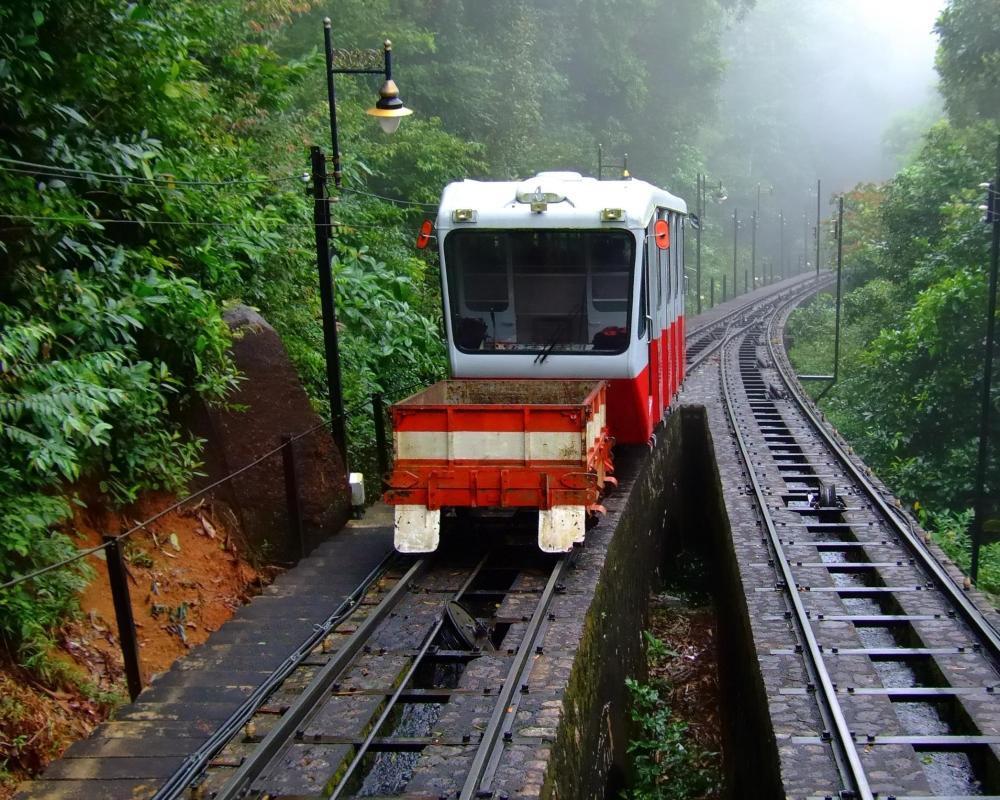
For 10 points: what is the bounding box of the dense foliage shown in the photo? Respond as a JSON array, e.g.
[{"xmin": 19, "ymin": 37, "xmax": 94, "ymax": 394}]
[
  {"xmin": 1, "ymin": 0, "xmax": 752, "ymax": 658},
  {"xmin": 0, "ymin": 0, "xmax": 468, "ymax": 657},
  {"xmin": 623, "ymin": 632, "xmax": 718, "ymax": 800},
  {"xmin": 935, "ymin": 0, "xmax": 1000, "ymax": 126},
  {"xmin": 786, "ymin": 0, "xmax": 1000, "ymax": 588}
]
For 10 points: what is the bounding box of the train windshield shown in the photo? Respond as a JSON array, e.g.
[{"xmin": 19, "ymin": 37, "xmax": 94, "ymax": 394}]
[{"xmin": 444, "ymin": 229, "xmax": 635, "ymax": 355}]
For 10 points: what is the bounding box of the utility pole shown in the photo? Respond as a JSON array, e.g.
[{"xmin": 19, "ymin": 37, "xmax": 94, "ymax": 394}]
[
  {"xmin": 733, "ymin": 209, "xmax": 739, "ymax": 297},
  {"xmin": 311, "ymin": 146, "xmax": 348, "ymax": 467},
  {"xmin": 816, "ymin": 178, "xmax": 822, "ymax": 276},
  {"xmin": 833, "ymin": 196, "xmax": 845, "ymax": 382},
  {"xmin": 779, "ymin": 210, "xmax": 785, "ymax": 282},
  {"xmin": 696, "ymin": 173, "xmax": 704, "ymax": 314},
  {"xmin": 971, "ymin": 137, "xmax": 1000, "ymax": 582},
  {"xmin": 803, "ymin": 211, "xmax": 809, "ymax": 273},
  {"xmin": 752, "ymin": 183, "xmax": 760, "ymax": 289}
]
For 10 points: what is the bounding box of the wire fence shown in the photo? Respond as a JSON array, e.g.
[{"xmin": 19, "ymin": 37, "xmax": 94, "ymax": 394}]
[{"xmin": 0, "ymin": 381, "xmax": 428, "ymax": 699}]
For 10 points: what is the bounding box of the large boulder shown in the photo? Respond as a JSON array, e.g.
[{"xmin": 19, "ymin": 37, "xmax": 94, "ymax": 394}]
[{"xmin": 188, "ymin": 306, "xmax": 350, "ymax": 562}]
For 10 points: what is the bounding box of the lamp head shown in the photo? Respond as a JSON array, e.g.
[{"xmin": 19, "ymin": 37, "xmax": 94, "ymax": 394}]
[{"xmin": 366, "ymin": 40, "xmax": 413, "ymax": 134}]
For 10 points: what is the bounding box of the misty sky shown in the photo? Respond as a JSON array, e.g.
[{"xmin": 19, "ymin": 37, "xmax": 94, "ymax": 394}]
[
  {"xmin": 703, "ymin": 0, "xmax": 949, "ymax": 259},
  {"xmin": 711, "ymin": 0, "xmax": 947, "ymax": 230},
  {"xmin": 800, "ymin": 0, "xmax": 944, "ymax": 187}
]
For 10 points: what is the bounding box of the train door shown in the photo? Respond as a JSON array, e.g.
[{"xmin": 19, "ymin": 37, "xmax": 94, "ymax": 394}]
[
  {"xmin": 645, "ymin": 217, "xmax": 663, "ymax": 423},
  {"xmin": 668, "ymin": 211, "xmax": 677, "ymax": 397},
  {"xmin": 658, "ymin": 208, "xmax": 671, "ymax": 410},
  {"xmin": 677, "ymin": 217, "xmax": 686, "ymax": 387}
]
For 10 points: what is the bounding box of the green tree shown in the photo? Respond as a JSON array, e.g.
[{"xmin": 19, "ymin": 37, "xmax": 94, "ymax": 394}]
[{"xmin": 936, "ymin": 0, "xmax": 1000, "ymax": 125}]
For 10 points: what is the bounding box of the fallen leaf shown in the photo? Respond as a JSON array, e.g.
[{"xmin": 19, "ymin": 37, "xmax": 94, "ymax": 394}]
[
  {"xmin": 198, "ymin": 513, "xmax": 218, "ymax": 539},
  {"xmin": 168, "ymin": 533, "xmax": 181, "ymax": 551}
]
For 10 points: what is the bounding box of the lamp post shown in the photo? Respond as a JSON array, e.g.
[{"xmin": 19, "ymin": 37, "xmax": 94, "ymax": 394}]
[
  {"xmin": 971, "ymin": 137, "xmax": 1000, "ymax": 583},
  {"xmin": 315, "ymin": 18, "xmax": 413, "ymax": 468},
  {"xmin": 324, "ymin": 18, "xmax": 413, "ymax": 187},
  {"xmin": 598, "ymin": 145, "xmax": 629, "ymax": 180}
]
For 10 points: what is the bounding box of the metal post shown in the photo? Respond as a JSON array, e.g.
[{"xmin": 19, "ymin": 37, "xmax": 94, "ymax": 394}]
[
  {"xmin": 971, "ymin": 138, "xmax": 1000, "ymax": 582},
  {"xmin": 696, "ymin": 173, "xmax": 703, "ymax": 315},
  {"xmin": 311, "ymin": 146, "xmax": 349, "ymax": 471},
  {"xmin": 322, "ymin": 18, "xmax": 343, "ymax": 189},
  {"xmin": 373, "ymin": 392, "xmax": 389, "ymax": 490},
  {"xmin": 103, "ymin": 536, "xmax": 142, "ymax": 701},
  {"xmin": 733, "ymin": 209, "xmax": 739, "ymax": 297},
  {"xmin": 597, "ymin": 144, "xmax": 603, "ymax": 180},
  {"xmin": 710, "ymin": 276, "xmax": 715, "ymax": 308},
  {"xmin": 282, "ymin": 434, "xmax": 306, "ymax": 561},
  {"xmin": 752, "ymin": 183, "xmax": 760, "ymax": 288},
  {"xmin": 723, "ymin": 274, "xmax": 727, "ymax": 303},
  {"xmin": 779, "ymin": 210, "xmax": 785, "ymax": 282},
  {"xmin": 744, "ymin": 269, "xmax": 748, "ymax": 294},
  {"xmin": 816, "ymin": 178, "xmax": 822, "ymax": 276},
  {"xmin": 803, "ymin": 211, "xmax": 808, "ymax": 272},
  {"xmin": 833, "ymin": 196, "xmax": 845, "ymax": 383}
]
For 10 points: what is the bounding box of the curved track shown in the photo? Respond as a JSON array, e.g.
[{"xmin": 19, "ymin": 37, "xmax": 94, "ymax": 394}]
[
  {"xmin": 719, "ymin": 291, "xmax": 1000, "ymax": 798},
  {"xmin": 685, "ymin": 273, "xmax": 820, "ymax": 373}
]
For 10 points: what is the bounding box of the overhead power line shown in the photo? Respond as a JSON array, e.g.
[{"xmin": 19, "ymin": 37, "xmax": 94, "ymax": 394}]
[{"xmin": 0, "ymin": 156, "xmax": 305, "ymax": 188}]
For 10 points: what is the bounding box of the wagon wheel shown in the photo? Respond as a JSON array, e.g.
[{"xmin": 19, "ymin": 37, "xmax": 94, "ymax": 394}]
[{"xmin": 817, "ymin": 481, "xmax": 837, "ymax": 508}]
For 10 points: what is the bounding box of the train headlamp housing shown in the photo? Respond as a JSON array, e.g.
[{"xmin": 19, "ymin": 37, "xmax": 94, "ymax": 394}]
[
  {"xmin": 452, "ymin": 209, "xmax": 478, "ymax": 223},
  {"xmin": 601, "ymin": 208, "xmax": 625, "ymax": 222},
  {"xmin": 516, "ymin": 188, "xmax": 567, "ymax": 214}
]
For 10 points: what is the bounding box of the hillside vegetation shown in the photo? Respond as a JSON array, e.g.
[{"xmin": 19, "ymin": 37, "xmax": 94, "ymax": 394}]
[
  {"xmin": 0, "ymin": 0, "xmax": 749, "ymax": 664},
  {"xmin": 787, "ymin": 0, "xmax": 1000, "ymax": 589}
]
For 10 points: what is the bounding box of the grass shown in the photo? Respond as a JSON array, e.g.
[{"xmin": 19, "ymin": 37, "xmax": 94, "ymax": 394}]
[{"xmin": 622, "ymin": 630, "xmax": 720, "ymax": 800}]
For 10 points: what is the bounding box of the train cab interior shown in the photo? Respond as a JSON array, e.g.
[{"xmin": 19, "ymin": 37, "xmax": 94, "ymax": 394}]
[{"xmin": 444, "ymin": 229, "xmax": 637, "ymax": 355}]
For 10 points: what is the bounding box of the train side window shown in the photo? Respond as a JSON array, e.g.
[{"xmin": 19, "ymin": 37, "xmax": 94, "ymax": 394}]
[
  {"xmin": 659, "ymin": 210, "xmax": 670, "ymax": 303},
  {"xmin": 638, "ymin": 246, "xmax": 648, "ymax": 340},
  {"xmin": 678, "ymin": 217, "xmax": 685, "ymax": 302},
  {"xmin": 648, "ymin": 219, "xmax": 662, "ymax": 311}
]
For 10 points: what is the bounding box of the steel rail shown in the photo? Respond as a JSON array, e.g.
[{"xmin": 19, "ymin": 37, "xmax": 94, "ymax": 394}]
[
  {"xmin": 721, "ymin": 318, "xmax": 874, "ymax": 800},
  {"xmin": 767, "ymin": 295, "xmax": 1000, "ymax": 664},
  {"xmin": 688, "ymin": 285, "xmax": 819, "ymax": 374},
  {"xmin": 328, "ymin": 552, "xmax": 492, "ymax": 799},
  {"xmin": 459, "ymin": 555, "xmax": 568, "ymax": 800},
  {"xmin": 685, "ymin": 272, "xmax": 819, "ymax": 340},
  {"xmin": 152, "ymin": 551, "xmax": 398, "ymax": 800},
  {"xmin": 212, "ymin": 556, "xmax": 430, "ymax": 800},
  {"xmin": 686, "ymin": 275, "xmax": 826, "ymax": 374}
]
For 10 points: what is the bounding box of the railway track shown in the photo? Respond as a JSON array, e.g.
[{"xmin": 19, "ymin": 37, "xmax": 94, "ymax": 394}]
[
  {"xmin": 151, "ymin": 275, "xmax": 825, "ymax": 800},
  {"xmin": 156, "ymin": 538, "xmax": 567, "ymax": 800},
  {"xmin": 720, "ymin": 292, "xmax": 1000, "ymax": 798},
  {"xmin": 685, "ymin": 273, "xmax": 820, "ymax": 373}
]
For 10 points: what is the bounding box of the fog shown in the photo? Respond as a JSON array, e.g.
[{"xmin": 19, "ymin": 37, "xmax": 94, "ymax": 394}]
[{"xmin": 706, "ymin": 0, "xmax": 944, "ymax": 224}]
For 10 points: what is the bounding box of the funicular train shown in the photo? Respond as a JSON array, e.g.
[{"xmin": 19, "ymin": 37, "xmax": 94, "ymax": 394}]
[{"xmin": 384, "ymin": 171, "xmax": 688, "ymax": 553}]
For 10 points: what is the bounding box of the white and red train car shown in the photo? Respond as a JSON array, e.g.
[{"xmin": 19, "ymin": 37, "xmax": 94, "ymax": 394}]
[{"xmin": 385, "ymin": 171, "xmax": 687, "ymax": 552}]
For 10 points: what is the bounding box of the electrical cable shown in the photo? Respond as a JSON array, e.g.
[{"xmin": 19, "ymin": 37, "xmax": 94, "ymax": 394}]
[
  {"xmin": 0, "ymin": 212, "xmax": 409, "ymax": 232},
  {"xmin": 0, "ymin": 156, "xmax": 304, "ymax": 188},
  {"xmin": 0, "ymin": 380, "xmax": 439, "ymax": 593}
]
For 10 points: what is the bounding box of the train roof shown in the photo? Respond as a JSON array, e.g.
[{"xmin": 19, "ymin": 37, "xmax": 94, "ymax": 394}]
[{"xmin": 436, "ymin": 171, "xmax": 688, "ymax": 233}]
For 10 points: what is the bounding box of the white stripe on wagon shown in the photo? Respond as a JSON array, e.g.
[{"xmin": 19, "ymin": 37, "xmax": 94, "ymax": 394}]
[{"xmin": 395, "ymin": 430, "xmax": 586, "ymax": 462}]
